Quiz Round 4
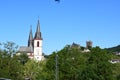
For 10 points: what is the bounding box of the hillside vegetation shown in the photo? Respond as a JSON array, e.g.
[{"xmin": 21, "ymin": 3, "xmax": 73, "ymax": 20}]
[
  {"xmin": 106, "ymin": 45, "xmax": 120, "ymax": 52},
  {"xmin": 0, "ymin": 42, "xmax": 120, "ymax": 80}
]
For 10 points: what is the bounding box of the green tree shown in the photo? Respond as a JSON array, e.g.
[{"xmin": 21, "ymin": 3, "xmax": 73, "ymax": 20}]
[
  {"xmin": 44, "ymin": 46, "xmax": 115, "ymax": 80},
  {"xmin": 16, "ymin": 53, "xmax": 29, "ymax": 65},
  {"xmin": 81, "ymin": 47, "xmax": 114, "ymax": 80},
  {"xmin": 3, "ymin": 41, "xmax": 18, "ymax": 57},
  {"xmin": 113, "ymin": 63, "xmax": 120, "ymax": 80},
  {"xmin": 23, "ymin": 60, "xmax": 46, "ymax": 80},
  {"xmin": 0, "ymin": 42, "xmax": 23, "ymax": 80},
  {"xmin": 44, "ymin": 45, "xmax": 89, "ymax": 80},
  {"xmin": 0, "ymin": 50, "xmax": 23, "ymax": 80}
]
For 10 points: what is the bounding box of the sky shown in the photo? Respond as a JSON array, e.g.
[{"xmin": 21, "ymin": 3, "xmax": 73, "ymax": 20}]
[{"xmin": 0, "ymin": 0, "xmax": 120, "ymax": 54}]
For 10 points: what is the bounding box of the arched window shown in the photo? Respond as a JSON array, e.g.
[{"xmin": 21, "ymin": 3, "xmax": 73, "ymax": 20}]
[{"xmin": 37, "ymin": 41, "xmax": 39, "ymax": 47}]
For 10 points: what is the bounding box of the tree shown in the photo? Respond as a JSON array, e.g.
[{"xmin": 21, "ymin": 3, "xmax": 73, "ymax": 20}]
[
  {"xmin": 44, "ymin": 45, "xmax": 88, "ymax": 80},
  {"xmin": 81, "ymin": 47, "xmax": 114, "ymax": 80},
  {"xmin": 3, "ymin": 41, "xmax": 18, "ymax": 57},
  {"xmin": 23, "ymin": 60, "xmax": 46, "ymax": 80},
  {"xmin": 0, "ymin": 49, "xmax": 23, "ymax": 80},
  {"xmin": 0, "ymin": 42, "xmax": 23, "ymax": 80},
  {"xmin": 0, "ymin": 42, "xmax": 117, "ymax": 80},
  {"xmin": 44, "ymin": 45, "xmax": 115, "ymax": 80},
  {"xmin": 16, "ymin": 53, "xmax": 29, "ymax": 65}
]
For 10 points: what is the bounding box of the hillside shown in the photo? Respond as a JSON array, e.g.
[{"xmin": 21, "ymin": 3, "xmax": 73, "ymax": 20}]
[{"xmin": 106, "ymin": 45, "xmax": 120, "ymax": 52}]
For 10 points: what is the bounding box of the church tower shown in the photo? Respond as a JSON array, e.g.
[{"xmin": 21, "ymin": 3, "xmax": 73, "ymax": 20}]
[
  {"xmin": 33, "ymin": 19, "xmax": 44, "ymax": 61},
  {"xmin": 17, "ymin": 19, "xmax": 44, "ymax": 61},
  {"xmin": 28, "ymin": 26, "xmax": 33, "ymax": 48},
  {"xmin": 28, "ymin": 26, "xmax": 34, "ymax": 59}
]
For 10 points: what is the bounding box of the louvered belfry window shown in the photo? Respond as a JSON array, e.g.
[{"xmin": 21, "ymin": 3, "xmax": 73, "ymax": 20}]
[{"xmin": 37, "ymin": 41, "xmax": 39, "ymax": 47}]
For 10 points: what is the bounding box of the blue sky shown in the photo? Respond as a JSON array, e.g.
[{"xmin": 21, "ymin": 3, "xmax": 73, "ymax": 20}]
[{"xmin": 0, "ymin": 0, "xmax": 120, "ymax": 54}]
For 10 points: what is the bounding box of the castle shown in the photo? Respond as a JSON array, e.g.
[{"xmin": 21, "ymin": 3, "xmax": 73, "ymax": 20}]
[{"xmin": 17, "ymin": 19, "xmax": 44, "ymax": 61}]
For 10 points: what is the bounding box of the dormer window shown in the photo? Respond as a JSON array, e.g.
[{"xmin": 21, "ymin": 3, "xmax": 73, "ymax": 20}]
[{"xmin": 37, "ymin": 41, "xmax": 39, "ymax": 47}]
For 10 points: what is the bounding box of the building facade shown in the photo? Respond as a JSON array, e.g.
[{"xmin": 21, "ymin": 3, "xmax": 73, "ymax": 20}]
[{"xmin": 17, "ymin": 19, "xmax": 44, "ymax": 61}]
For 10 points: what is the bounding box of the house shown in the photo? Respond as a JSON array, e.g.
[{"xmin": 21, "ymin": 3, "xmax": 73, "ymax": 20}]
[{"xmin": 109, "ymin": 59, "xmax": 120, "ymax": 64}]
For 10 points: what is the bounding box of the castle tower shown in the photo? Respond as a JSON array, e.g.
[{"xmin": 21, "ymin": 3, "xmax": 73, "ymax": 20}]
[
  {"xmin": 86, "ymin": 41, "xmax": 92, "ymax": 49},
  {"xmin": 33, "ymin": 19, "xmax": 44, "ymax": 61}
]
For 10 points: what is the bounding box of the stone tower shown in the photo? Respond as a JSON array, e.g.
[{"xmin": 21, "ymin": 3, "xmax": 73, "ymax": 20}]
[{"xmin": 86, "ymin": 41, "xmax": 92, "ymax": 49}]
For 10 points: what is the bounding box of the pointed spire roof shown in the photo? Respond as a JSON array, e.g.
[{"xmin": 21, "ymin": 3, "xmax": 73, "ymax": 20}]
[
  {"xmin": 37, "ymin": 19, "xmax": 40, "ymax": 33},
  {"xmin": 29, "ymin": 26, "xmax": 33, "ymax": 41},
  {"xmin": 28, "ymin": 26, "xmax": 33, "ymax": 47},
  {"xmin": 34, "ymin": 19, "xmax": 42, "ymax": 39}
]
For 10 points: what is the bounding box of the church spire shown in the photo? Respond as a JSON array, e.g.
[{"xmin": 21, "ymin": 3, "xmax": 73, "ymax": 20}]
[
  {"xmin": 28, "ymin": 25, "xmax": 33, "ymax": 47},
  {"xmin": 34, "ymin": 19, "xmax": 42, "ymax": 39}
]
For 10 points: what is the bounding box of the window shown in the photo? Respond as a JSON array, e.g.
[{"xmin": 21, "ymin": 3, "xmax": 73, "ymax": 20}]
[{"xmin": 37, "ymin": 41, "xmax": 39, "ymax": 47}]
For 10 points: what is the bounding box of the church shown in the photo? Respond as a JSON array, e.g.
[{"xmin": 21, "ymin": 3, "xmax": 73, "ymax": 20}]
[{"xmin": 17, "ymin": 19, "xmax": 44, "ymax": 61}]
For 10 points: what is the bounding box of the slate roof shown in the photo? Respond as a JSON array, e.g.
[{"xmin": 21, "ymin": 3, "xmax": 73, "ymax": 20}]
[
  {"xmin": 28, "ymin": 26, "xmax": 33, "ymax": 42},
  {"xmin": 34, "ymin": 20, "xmax": 42, "ymax": 39},
  {"xmin": 71, "ymin": 42, "xmax": 80, "ymax": 48},
  {"xmin": 18, "ymin": 46, "xmax": 33, "ymax": 53},
  {"xmin": 28, "ymin": 26, "xmax": 33, "ymax": 47}
]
